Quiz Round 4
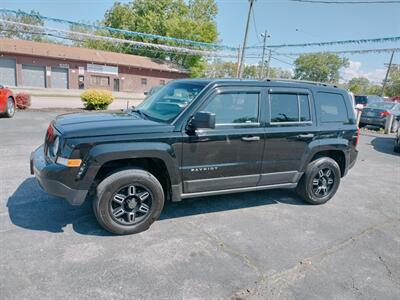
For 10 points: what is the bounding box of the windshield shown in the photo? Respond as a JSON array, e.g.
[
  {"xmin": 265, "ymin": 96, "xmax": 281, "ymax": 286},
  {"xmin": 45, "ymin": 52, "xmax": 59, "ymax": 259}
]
[
  {"xmin": 136, "ymin": 81, "xmax": 207, "ymax": 123},
  {"xmin": 368, "ymin": 102, "xmax": 396, "ymax": 110}
]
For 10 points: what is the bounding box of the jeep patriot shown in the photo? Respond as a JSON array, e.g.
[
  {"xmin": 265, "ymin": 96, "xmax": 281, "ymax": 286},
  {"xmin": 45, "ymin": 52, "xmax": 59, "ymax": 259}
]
[{"xmin": 30, "ymin": 79, "xmax": 359, "ymax": 234}]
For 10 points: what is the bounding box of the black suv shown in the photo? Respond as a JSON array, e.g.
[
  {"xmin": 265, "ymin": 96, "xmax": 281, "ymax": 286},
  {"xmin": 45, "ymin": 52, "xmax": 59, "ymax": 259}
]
[{"xmin": 30, "ymin": 79, "xmax": 359, "ymax": 234}]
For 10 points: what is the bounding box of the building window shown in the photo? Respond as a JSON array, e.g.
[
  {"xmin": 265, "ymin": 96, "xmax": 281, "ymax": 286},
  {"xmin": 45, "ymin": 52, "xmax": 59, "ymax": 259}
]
[
  {"xmin": 160, "ymin": 80, "xmax": 166, "ymax": 85},
  {"xmin": 90, "ymin": 75, "xmax": 109, "ymax": 86},
  {"xmin": 141, "ymin": 78, "xmax": 147, "ymax": 85}
]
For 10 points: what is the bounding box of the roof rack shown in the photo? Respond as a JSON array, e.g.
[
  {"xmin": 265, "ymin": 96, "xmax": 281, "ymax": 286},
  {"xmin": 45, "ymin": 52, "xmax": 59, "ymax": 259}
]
[{"xmin": 265, "ymin": 78, "xmax": 338, "ymax": 88}]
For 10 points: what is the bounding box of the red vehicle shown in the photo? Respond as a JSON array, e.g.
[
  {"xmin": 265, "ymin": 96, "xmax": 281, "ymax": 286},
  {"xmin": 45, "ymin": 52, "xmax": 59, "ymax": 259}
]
[{"xmin": 0, "ymin": 85, "xmax": 16, "ymax": 118}]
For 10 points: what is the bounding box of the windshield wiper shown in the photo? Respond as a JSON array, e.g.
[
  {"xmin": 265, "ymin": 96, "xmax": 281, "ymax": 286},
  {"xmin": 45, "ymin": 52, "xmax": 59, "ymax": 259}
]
[{"xmin": 131, "ymin": 108, "xmax": 148, "ymax": 119}]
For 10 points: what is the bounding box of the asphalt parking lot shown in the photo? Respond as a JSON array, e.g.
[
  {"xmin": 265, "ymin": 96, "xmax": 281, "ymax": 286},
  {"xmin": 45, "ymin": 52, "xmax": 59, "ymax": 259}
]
[{"xmin": 1, "ymin": 111, "xmax": 399, "ymax": 300}]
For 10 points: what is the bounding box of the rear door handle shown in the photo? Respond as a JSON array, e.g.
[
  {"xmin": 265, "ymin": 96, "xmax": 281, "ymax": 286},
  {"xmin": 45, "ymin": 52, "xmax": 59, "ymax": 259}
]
[
  {"xmin": 296, "ymin": 133, "xmax": 314, "ymax": 139},
  {"xmin": 242, "ymin": 136, "xmax": 260, "ymax": 142}
]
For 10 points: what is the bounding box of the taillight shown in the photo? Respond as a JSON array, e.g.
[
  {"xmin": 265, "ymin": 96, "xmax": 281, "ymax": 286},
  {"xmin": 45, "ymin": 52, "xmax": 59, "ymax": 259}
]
[
  {"xmin": 355, "ymin": 128, "xmax": 360, "ymax": 147},
  {"xmin": 46, "ymin": 124, "xmax": 54, "ymax": 142},
  {"xmin": 380, "ymin": 111, "xmax": 390, "ymax": 117}
]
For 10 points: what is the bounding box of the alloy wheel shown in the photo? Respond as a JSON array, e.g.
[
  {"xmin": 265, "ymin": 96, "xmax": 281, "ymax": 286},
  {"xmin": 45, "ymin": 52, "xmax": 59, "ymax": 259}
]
[
  {"xmin": 109, "ymin": 184, "xmax": 152, "ymax": 225},
  {"xmin": 311, "ymin": 168, "xmax": 335, "ymax": 198}
]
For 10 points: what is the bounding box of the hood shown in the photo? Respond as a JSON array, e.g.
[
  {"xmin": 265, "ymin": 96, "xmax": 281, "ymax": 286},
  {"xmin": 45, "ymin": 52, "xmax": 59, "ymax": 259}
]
[{"xmin": 54, "ymin": 111, "xmax": 174, "ymax": 138}]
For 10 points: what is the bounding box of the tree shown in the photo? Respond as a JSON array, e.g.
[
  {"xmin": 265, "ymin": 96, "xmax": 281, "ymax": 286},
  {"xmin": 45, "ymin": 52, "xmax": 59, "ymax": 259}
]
[
  {"xmin": 366, "ymin": 85, "xmax": 382, "ymax": 95},
  {"xmin": 0, "ymin": 10, "xmax": 45, "ymax": 41},
  {"xmin": 293, "ymin": 53, "xmax": 349, "ymax": 83},
  {"xmin": 385, "ymin": 65, "xmax": 400, "ymax": 97},
  {"xmin": 78, "ymin": 0, "xmax": 218, "ymax": 77},
  {"xmin": 348, "ymin": 77, "xmax": 370, "ymax": 94}
]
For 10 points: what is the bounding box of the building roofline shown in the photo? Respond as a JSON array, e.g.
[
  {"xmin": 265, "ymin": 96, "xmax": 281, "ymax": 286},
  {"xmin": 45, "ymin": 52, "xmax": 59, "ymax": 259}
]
[{"xmin": 0, "ymin": 38, "xmax": 188, "ymax": 74}]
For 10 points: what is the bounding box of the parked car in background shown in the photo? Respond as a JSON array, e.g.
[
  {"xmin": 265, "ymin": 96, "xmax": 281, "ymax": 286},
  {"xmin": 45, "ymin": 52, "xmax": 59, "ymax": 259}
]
[
  {"xmin": 0, "ymin": 85, "xmax": 16, "ymax": 118},
  {"xmin": 360, "ymin": 101, "xmax": 400, "ymax": 132},
  {"xmin": 354, "ymin": 95, "xmax": 383, "ymax": 108}
]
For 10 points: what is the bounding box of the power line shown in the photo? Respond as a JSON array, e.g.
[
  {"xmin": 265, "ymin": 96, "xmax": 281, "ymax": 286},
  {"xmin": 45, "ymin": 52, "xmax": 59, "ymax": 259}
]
[
  {"xmin": 276, "ymin": 47, "xmax": 400, "ymax": 55},
  {"xmin": 270, "ymin": 56, "xmax": 295, "ymax": 66},
  {"xmin": 0, "ymin": 8, "xmax": 235, "ymax": 50},
  {"xmin": 288, "ymin": 0, "xmax": 400, "ymax": 4},
  {"xmin": 248, "ymin": 35, "xmax": 400, "ymax": 49},
  {"xmin": 251, "ymin": 5, "xmax": 261, "ymax": 43},
  {"xmin": 0, "ymin": 20, "xmax": 219, "ymax": 56}
]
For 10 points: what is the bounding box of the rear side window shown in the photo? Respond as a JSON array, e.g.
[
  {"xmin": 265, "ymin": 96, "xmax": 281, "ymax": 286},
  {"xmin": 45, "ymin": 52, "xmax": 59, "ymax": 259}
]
[
  {"xmin": 316, "ymin": 92, "xmax": 348, "ymax": 123},
  {"xmin": 270, "ymin": 93, "xmax": 311, "ymax": 123}
]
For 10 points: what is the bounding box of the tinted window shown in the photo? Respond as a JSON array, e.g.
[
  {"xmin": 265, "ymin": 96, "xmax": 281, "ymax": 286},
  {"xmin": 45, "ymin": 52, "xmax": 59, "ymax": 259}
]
[
  {"xmin": 355, "ymin": 96, "xmax": 367, "ymax": 105},
  {"xmin": 204, "ymin": 92, "xmax": 259, "ymax": 124},
  {"xmin": 137, "ymin": 81, "xmax": 206, "ymax": 123},
  {"xmin": 270, "ymin": 93, "xmax": 298, "ymax": 122},
  {"xmin": 368, "ymin": 102, "xmax": 395, "ymax": 110},
  {"xmin": 270, "ymin": 93, "xmax": 311, "ymax": 123},
  {"xmin": 317, "ymin": 92, "xmax": 348, "ymax": 123},
  {"xmin": 299, "ymin": 95, "xmax": 311, "ymax": 121}
]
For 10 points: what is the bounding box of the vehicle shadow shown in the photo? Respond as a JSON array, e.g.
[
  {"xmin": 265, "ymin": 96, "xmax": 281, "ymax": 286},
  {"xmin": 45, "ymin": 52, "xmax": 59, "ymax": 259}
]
[
  {"xmin": 7, "ymin": 178, "xmax": 305, "ymax": 236},
  {"xmin": 370, "ymin": 136, "xmax": 399, "ymax": 156}
]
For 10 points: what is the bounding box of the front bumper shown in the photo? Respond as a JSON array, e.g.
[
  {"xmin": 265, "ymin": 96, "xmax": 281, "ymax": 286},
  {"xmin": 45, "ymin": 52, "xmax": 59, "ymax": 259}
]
[{"xmin": 30, "ymin": 145, "xmax": 88, "ymax": 205}]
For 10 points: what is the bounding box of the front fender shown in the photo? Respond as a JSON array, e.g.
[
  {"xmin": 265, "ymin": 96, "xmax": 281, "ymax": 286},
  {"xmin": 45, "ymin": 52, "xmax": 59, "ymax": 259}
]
[{"xmin": 87, "ymin": 142, "xmax": 180, "ymax": 185}]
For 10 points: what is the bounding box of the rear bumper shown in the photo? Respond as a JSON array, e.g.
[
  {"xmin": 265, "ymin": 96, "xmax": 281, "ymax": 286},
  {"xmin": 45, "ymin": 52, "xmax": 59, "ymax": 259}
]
[
  {"xmin": 360, "ymin": 117, "xmax": 385, "ymax": 127},
  {"xmin": 30, "ymin": 146, "xmax": 88, "ymax": 205}
]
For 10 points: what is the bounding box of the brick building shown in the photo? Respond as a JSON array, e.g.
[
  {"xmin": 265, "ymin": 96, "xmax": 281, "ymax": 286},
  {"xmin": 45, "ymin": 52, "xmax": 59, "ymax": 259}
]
[{"xmin": 0, "ymin": 38, "xmax": 188, "ymax": 93}]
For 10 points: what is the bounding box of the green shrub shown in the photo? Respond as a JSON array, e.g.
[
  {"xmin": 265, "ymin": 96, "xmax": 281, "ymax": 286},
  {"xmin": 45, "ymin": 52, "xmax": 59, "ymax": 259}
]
[{"xmin": 80, "ymin": 89, "xmax": 114, "ymax": 110}]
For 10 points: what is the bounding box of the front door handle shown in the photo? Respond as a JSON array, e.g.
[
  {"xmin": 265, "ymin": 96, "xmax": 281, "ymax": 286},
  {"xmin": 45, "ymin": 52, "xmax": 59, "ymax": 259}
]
[
  {"xmin": 296, "ymin": 133, "xmax": 315, "ymax": 139},
  {"xmin": 242, "ymin": 136, "xmax": 260, "ymax": 142}
]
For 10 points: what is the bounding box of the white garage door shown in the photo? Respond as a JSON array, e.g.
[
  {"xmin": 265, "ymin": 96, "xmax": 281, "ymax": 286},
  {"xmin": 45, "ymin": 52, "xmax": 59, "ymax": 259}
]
[
  {"xmin": 0, "ymin": 58, "xmax": 16, "ymax": 87},
  {"xmin": 51, "ymin": 67, "xmax": 69, "ymax": 89},
  {"xmin": 22, "ymin": 65, "xmax": 46, "ymax": 88}
]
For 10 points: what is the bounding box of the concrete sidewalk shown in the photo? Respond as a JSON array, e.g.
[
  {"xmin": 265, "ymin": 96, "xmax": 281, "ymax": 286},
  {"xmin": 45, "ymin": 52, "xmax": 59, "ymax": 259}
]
[{"xmin": 12, "ymin": 87, "xmax": 145, "ymax": 110}]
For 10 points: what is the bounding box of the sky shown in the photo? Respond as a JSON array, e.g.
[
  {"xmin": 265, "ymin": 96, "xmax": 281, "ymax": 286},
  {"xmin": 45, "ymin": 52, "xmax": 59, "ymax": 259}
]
[{"xmin": 1, "ymin": 0, "xmax": 399, "ymax": 83}]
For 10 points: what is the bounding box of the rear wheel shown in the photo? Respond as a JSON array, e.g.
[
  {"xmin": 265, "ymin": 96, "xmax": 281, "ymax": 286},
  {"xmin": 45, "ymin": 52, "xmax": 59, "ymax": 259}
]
[
  {"xmin": 296, "ymin": 157, "xmax": 341, "ymax": 205},
  {"xmin": 5, "ymin": 97, "xmax": 15, "ymax": 118},
  {"xmin": 93, "ymin": 169, "xmax": 164, "ymax": 235}
]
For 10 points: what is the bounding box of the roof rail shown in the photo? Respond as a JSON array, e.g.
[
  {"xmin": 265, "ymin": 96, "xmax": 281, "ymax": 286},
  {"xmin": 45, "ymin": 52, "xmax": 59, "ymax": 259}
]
[{"xmin": 266, "ymin": 78, "xmax": 338, "ymax": 88}]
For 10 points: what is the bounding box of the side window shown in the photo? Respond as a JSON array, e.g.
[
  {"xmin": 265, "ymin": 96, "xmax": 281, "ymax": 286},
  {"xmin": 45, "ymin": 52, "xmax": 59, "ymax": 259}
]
[
  {"xmin": 203, "ymin": 92, "xmax": 259, "ymax": 125},
  {"xmin": 270, "ymin": 93, "xmax": 298, "ymax": 122},
  {"xmin": 317, "ymin": 92, "xmax": 348, "ymax": 123},
  {"xmin": 270, "ymin": 93, "xmax": 311, "ymax": 123}
]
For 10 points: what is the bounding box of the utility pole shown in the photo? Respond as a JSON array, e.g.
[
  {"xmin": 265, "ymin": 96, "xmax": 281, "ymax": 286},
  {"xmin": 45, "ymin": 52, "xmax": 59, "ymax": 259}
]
[
  {"xmin": 238, "ymin": 0, "xmax": 255, "ymax": 78},
  {"xmin": 381, "ymin": 50, "xmax": 395, "ymax": 97},
  {"xmin": 236, "ymin": 44, "xmax": 241, "ymax": 78},
  {"xmin": 266, "ymin": 49, "xmax": 272, "ymax": 78},
  {"xmin": 259, "ymin": 30, "xmax": 270, "ymax": 79}
]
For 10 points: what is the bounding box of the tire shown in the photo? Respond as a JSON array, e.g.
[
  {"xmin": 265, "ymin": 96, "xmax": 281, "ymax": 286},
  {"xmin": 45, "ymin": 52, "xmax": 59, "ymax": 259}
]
[
  {"xmin": 5, "ymin": 97, "xmax": 15, "ymax": 118},
  {"xmin": 93, "ymin": 169, "xmax": 165, "ymax": 235},
  {"xmin": 296, "ymin": 157, "xmax": 341, "ymax": 205}
]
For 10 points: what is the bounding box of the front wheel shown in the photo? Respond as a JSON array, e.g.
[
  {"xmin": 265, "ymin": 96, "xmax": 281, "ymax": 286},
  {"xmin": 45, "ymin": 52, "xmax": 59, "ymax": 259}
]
[
  {"xmin": 296, "ymin": 157, "xmax": 341, "ymax": 205},
  {"xmin": 5, "ymin": 97, "xmax": 15, "ymax": 118},
  {"xmin": 93, "ymin": 169, "xmax": 165, "ymax": 235}
]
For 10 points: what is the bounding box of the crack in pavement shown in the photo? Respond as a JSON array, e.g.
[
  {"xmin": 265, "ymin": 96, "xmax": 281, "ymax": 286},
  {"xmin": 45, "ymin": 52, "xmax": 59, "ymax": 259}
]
[{"xmin": 227, "ymin": 217, "xmax": 400, "ymax": 299}]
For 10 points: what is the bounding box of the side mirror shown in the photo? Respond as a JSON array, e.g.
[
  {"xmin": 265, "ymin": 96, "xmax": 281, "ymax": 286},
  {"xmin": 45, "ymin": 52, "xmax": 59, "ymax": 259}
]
[{"xmin": 188, "ymin": 111, "xmax": 216, "ymax": 130}]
